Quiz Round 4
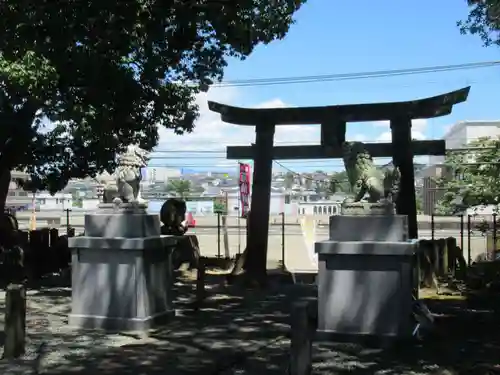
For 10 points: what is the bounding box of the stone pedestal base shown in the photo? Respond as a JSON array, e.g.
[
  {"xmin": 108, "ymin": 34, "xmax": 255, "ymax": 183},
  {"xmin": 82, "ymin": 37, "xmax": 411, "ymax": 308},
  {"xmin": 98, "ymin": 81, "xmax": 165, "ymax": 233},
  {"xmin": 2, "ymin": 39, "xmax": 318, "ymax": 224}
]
[
  {"xmin": 314, "ymin": 240, "xmax": 417, "ymax": 338},
  {"xmin": 341, "ymin": 201, "xmax": 395, "ymax": 216},
  {"xmin": 68, "ymin": 235, "xmax": 177, "ymax": 331},
  {"xmin": 87, "ymin": 203, "xmax": 160, "ymax": 238},
  {"xmin": 330, "ymin": 214, "xmax": 408, "ymax": 242}
]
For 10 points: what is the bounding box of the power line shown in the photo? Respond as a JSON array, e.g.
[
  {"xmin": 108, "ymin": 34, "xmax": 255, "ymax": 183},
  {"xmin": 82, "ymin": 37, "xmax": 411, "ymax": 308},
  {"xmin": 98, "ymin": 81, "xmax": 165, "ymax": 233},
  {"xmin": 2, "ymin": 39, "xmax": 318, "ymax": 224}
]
[
  {"xmin": 211, "ymin": 60, "xmax": 500, "ymax": 88},
  {"xmin": 274, "ymin": 161, "xmax": 332, "ymax": 181},
  {"xmin": 153, "ymin": 136, "xmax": 500, "ymax": 153}
]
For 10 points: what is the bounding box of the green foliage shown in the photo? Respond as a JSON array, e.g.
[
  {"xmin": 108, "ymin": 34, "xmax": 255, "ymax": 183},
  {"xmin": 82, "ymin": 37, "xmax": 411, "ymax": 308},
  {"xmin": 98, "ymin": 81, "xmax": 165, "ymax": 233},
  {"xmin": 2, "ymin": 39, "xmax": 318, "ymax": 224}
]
[
  {"xmin": 213, "ymin": 201, "xmax": 227, "ymax": 214},
  {"xmin": 166, "ymin": 179, "xmax": 191, "ymax": 198},
  {"xmin": 0, "ymin": 0, "xmax": 306, "ymax": 194},
  {"xmin": 328, "ymin": 171, "xmax": 351, "ymax": 194},
  {"xmin": 435, "ymin": 136, "xmax": 500, "ymax": 214},
  {"xmin": 72, "ymin": 199, "xmax": 83, "ymax": 208},
  {"xmin": 458, "ymin": 1, "xmax": 500, "ymax": 46},
  {"xmin": 415, "ymin": 195, "xmax": 423, "ymax": 214}
]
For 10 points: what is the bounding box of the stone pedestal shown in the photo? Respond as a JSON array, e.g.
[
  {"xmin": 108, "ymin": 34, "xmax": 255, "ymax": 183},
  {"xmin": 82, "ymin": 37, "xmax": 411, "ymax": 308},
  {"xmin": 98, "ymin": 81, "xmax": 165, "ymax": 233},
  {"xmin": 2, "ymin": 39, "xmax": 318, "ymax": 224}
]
[
  {"xmin": 330, "ymin": 215, "xmax": 408, "ymax": 242},
  {"xmin": 340, "ymin": 201, "xmax": 395, "ymax": 216},
  {"xmin": 68, "ymin": 203, "xmax": 177, "ymax": 331},
  {"xmin": 314, "ymin": 210, "xmax": 417, "ymax": 340}
]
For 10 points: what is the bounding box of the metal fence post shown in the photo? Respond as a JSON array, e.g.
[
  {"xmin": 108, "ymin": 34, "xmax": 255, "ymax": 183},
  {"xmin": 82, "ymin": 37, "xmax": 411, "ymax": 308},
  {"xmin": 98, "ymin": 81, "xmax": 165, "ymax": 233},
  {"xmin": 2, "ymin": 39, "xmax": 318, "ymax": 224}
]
[
  {"xmin": 66, "ymin": 208, "xmax": 71, "ymax": 235},
  {"xmin": 431, "ymin": 213, "xmax": 435, "ymax": 241},
  {"xmin": 493, "ymin": 213, "xmax": 497, "ymax": 260},
  {"xmin": 217, "ymin": 212, "xmax": 221, "ymax": 258},
  {"xmin": 281, "ymin": 212, "xmax": 285, "ymax": 269},
  {"xmin": 459, "ymin": 215, "xmax": 464, "ymax": 253},
  {"xmin": 467, "ymin": 215, "xmax": 472, "ymax": 266}
]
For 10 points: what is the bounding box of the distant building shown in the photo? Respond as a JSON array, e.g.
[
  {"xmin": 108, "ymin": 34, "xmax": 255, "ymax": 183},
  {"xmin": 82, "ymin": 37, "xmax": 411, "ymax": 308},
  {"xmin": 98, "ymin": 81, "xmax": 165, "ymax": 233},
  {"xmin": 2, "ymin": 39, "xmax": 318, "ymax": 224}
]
[
  {"xmin": 421, "ymin": 120, "xmax": 500, "ymax": 214},
  {"xmin": 429, "ymin": 120, "xmax": 500, "ymax": 165},
  {"xmin": 145, "ymin": 167, "xmax": 181, "ymax": 183},
  {"xmin": 297, "ymin": 201, "xmax": 342, "ymax": 216},
  {"xmin": 36, "ymin": 192, "xmax": 73, "ymax": 210},
  {"xmin": 6, "ymin": 171, "xmax": 33, "ymax": 211}
]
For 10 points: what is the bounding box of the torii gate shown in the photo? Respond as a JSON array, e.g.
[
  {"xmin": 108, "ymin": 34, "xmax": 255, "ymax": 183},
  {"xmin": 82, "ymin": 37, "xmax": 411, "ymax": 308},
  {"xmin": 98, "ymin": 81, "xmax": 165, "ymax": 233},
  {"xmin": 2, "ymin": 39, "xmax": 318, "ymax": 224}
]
[{"xmin": 208, "ymin": 87, "xmax": 470, "ymax": 275}]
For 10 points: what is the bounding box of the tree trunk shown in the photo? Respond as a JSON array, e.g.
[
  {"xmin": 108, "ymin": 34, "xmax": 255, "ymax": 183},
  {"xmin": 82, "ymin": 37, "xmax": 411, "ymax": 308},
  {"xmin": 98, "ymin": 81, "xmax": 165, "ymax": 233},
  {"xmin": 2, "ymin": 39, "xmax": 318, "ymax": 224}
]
[{"xmin": 222, "ymin": 215, "xmax": 230, "ymax": 259}]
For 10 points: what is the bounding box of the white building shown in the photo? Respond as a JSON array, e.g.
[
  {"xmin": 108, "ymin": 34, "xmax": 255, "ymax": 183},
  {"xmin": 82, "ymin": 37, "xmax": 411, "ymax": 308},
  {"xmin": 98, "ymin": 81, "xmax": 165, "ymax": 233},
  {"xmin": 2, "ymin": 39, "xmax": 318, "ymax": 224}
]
[
  {"xmin": 145, "ymin": 167, "xmax": 181, "ymax": 183},
  {"xmin": 430, "ymin": 120, "xmax": 500, "ymax": 165},
  {"xmin": 297, "ymin": 201, "xmax": 342, "ymax": 216},
  {"xmin": 36, "ymin": 192, "xmax": 73, "ymax": 210}
]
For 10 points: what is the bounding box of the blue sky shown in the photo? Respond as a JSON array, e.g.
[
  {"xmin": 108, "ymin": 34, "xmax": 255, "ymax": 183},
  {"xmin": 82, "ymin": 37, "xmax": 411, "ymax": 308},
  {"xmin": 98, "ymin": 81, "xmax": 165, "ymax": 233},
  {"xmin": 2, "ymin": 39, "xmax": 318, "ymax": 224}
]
[{"xmin": 153, "ymin": 0, "xmax": 500, "ymax": 173}]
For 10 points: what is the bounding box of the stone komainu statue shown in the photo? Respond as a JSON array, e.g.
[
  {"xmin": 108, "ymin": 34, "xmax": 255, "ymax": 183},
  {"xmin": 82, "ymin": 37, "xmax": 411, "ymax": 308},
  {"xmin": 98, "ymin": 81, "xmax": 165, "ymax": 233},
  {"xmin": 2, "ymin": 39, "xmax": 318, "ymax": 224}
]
[
  {"xmin": 342, "ymin": 141, "xmax": 401, "ymax": 203},
  {"xmin": 115, "ymin": 145, "xmax": 150, "ymax": 203},
  {"xmin": 102, "ymin": 184, "xmax": 119, "ymax": 204},
  {"xmin": 160, "ymin": 198, "xmax": 188, "ymax": 236}
]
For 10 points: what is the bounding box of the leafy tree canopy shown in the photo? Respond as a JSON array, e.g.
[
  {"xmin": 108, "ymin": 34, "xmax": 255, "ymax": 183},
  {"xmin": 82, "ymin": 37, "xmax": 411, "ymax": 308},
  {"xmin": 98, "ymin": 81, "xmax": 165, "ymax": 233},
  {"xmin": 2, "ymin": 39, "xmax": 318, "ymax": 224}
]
[
  {"xmin": 458, "ymin": 0, "xmax": 500, "ymax": 46},
  {"xmin": 435, "ymin": 136, "xmax": 500, "ymax": 214},
  {"xmin": 166, "ymin": 179, "xmax": 192, "ymax": 198},
  {"xmin": 0, "ymin": 0, "xmax": 306, "ymax": 198},
  {"xmin": 328, "ymin": 171, "xmax": 351, "ymax": 194}
]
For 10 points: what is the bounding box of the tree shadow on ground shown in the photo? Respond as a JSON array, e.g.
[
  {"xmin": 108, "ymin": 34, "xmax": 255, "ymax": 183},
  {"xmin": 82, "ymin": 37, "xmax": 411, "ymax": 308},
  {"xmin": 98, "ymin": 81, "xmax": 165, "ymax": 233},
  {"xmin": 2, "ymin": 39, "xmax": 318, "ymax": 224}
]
[
  {"xmin": 38, "ymin": 271, "xmax": 310, "ymax": 375},
  {"xmin": 0, "ymin": 280, "xmax": 138, "ymax": 375},
  {"xmin": 3, "ymin": 270, "xmax": 500, "ymax": 375},
  {"xmin": 312, "ymin": 297, "xmax": 500, "ymax": 374}
]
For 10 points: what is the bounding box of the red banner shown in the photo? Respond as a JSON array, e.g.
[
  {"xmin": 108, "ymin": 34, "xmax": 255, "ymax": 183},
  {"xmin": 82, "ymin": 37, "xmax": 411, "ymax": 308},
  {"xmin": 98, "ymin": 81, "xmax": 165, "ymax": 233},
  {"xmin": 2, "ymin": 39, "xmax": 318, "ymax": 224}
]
[{"xmin": 239, "ymin": 163, "xmax": 251, "ymax": 218}]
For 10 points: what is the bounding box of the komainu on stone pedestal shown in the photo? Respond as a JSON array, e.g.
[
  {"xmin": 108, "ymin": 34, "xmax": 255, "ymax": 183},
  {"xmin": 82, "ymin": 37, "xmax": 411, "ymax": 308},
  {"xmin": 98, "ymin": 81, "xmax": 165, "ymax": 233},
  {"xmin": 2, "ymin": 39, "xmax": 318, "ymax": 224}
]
[
  {"xmin": 341, "ymin": 141, "xmax": 400, "ymax": 204},
  {"xmin": 114, "ymin": 145, "xmax": 150, "ymax": 204}
]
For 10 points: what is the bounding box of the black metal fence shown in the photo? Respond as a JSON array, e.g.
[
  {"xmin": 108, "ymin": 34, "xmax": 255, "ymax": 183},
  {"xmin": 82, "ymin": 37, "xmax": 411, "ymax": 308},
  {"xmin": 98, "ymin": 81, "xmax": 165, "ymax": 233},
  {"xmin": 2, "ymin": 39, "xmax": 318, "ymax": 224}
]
[
  {"xmin": 12, "ymin": 209, "xmax": 500, "ymax": 267},
  {"xmin": 427, "ymin": 213, "xmax": 499, "ymax": 264}
]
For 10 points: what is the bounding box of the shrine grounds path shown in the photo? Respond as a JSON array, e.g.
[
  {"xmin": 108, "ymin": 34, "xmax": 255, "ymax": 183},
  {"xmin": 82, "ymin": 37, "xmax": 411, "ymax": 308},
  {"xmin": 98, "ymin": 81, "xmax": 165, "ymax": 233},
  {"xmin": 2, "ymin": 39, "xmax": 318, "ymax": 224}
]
[{"xmin": 1, "ymin": 270, "xmax": 500, "ymax": 375}]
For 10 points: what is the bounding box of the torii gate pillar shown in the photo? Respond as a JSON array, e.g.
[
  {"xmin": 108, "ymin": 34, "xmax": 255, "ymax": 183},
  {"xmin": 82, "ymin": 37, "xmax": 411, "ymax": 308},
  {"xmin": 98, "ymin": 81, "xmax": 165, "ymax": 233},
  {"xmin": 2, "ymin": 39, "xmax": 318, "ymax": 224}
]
[
  {"xmin": 391, "ymin": 116, "xmax": 417, "ymax": 237},
  {"xmin": 245, "ymin": 124, "xmax": 275, "ymax": 280}
]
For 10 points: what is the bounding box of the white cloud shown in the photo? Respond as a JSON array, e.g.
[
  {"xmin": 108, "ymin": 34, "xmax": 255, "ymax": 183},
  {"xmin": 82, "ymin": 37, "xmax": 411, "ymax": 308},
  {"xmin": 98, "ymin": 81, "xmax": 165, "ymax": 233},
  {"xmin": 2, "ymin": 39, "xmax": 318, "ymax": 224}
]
[
  {"xmin": 374, "ymin": 119, "xmax": 428, "ymax": 142},
  {"xmin": 156, "ymin": 86, "xmax": 240, "ymax": 151},
  {"xmin": 254, "ymin": 98, "xmax": 288, "ymax": 109},
  {"xmin": 351, "ymin": 133, "xmax": 368, "ymax": 142},
  {"xmin": 156, "ymin": 87, "xmax": 320, "ymax": 152}
]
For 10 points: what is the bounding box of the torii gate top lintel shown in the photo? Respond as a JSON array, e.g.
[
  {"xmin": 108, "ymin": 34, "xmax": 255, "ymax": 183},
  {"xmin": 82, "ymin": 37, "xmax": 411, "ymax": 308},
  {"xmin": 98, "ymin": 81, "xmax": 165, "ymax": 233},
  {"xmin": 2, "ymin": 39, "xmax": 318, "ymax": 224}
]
[
  {"xmin": 207, "ymin": 86, "xmax": 470, "ymax": 126},
  {"xmin": 208, "ymin": 86, "xmax": 470, "ymax": 259}
]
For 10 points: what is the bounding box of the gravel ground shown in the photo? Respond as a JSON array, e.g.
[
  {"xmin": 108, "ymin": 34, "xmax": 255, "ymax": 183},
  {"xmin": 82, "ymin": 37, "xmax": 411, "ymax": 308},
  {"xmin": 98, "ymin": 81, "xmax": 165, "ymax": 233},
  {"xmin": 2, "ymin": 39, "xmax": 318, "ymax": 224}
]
[{"xmin": 0, "ymin": 286, "xmax": 142, "ymax": 375}]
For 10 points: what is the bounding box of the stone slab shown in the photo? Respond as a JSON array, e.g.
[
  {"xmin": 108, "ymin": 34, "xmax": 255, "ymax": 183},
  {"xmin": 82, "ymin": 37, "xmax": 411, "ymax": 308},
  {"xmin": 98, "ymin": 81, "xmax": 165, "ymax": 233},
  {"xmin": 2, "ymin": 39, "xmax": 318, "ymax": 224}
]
[
  {"xmin": 84, "ymin": 212, "xmax": 161, "ymax": 238},
  {"xmin": 329, "ymin": 215, "xmax": 408, "ymax": 242},
  {"xmin": 316, "ymin": 241, "xmax": 417, "ymax": 338},
  {"xmin": 69, "ymin": 236, "xmax": 176, "ymax": 331}
]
